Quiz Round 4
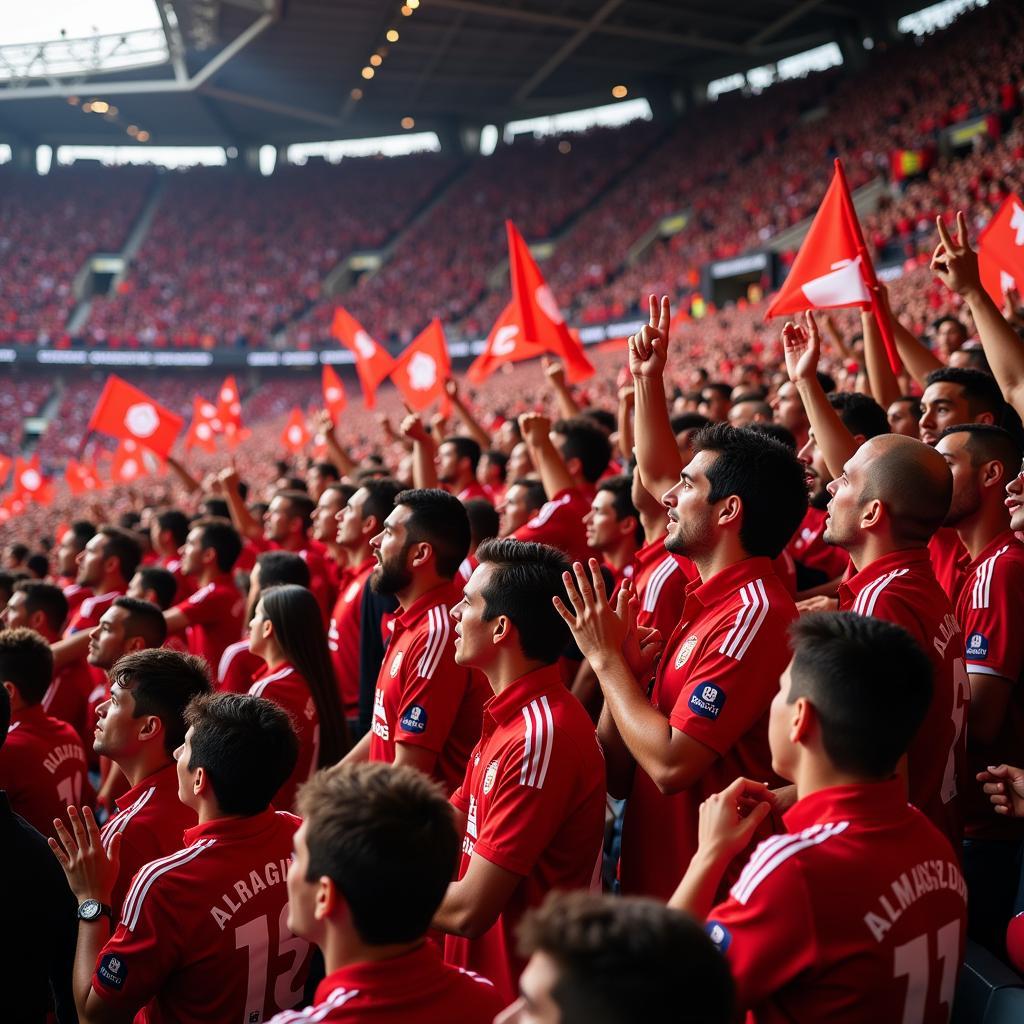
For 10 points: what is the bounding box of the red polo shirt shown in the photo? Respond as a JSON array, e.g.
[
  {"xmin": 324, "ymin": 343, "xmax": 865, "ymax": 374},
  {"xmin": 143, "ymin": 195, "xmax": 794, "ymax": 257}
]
[
  {"xmin": 838, "ymin": 548, "xmax": 966, "ymax": 842},
  {"xmin": 0, "ymin": 703, "xmax": 94, "ymax": 836},
  {"xmin": 62, "ymin": 582, "xmax": 90, "ymax": 619},
  {"xmin": 706, "ymin": 779, "xmax": 967, "ymax": 1023},
  {"xmin": 952, "ymin": 531, "xmax": 1024, "ymax": 840},
  {"xmin": 98, "ymin": 762, "xmax": 197, "ymax": 916},
  {"xmin": 444, "ymin": 664, "xmax": 606, "ymax": 1002},
  {"xmin": 513, "ymin": 487, "xmax": 592, "ymax": 563},
  {"xmin": 41, "ymin": 655, "xmax": 94, "ymax": 749},
  {"xmin": 249, "ymin": 662, "xmax": 318, "ymax": 813},
  {"xmin": 174, "ymin": 575, "xmax": 245, "ymax": 672},
  {"xmin": 65, "ymin": 589, "xmax": 123, "ymax": 636},
  {"xmin": 928, "ymin": 526, "xmax": 968, "ymax": 599},
  {"xmin": 369, "ymin": 581, "xmax": 488, "ymax": 795},
  {"xmin": 268, "ymin": 941, "xmax": 503, "ymax": 1024},
  {"xmin": 787, "ymin": 506, "xmax": 849, "ymax": 581},
  {"xmin": 632, "ymin": 538, "xmax": 696, "ymax": 639},
  {"xmin": 619, "ymin": 557, "xmax": 796, "ymax": 900},
  {"xmin": 92, "ymin": 809, "xmax": 311, "ymax": 1024},
  {"xmin": 455, "ymin": 482, "xmax": 492, "ymax": 505},
  {"xmin": 216, "ymin": 640, "xmax": 265, "ymax": 695},
  {"xmin": 328, "ymin": 556, "xmax": 375, "ymax": 717}
]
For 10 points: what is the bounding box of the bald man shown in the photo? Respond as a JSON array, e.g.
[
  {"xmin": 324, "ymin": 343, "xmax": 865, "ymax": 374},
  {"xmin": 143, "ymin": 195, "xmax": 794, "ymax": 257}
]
[{"xmin": 822, "ymin": 433, "xmax": 968, "ymax": 843}]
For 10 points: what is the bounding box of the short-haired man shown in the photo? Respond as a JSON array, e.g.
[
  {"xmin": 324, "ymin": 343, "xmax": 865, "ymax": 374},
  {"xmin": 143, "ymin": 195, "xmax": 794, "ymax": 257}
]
[
  {"xmin": 126, "ymin": 565, "xmax": 178, "ymax": 612},
  {"xmin": 50, "ymin": 692, "xmax": 311, "ymax": 1023},
  {"xmin": 498, "ymin": 892, "xmax": 734, "ymax": 1024},
  {"xmin": 936, "ymin": 423, "xmax": 1024, "ymax": 954},
  {"xmin": 150, "ymin": 507, "xmax": 194, "ymax": 602},
  {"xmin": 498, "ymin": 478, "xmax": 547, "ymax": 538},
  {"xmin": 438, "ymin": 436, "xmax": 490, "ymax": 503},
  {"xmin": 437, "ymin": 539, "xmax": 606, "ymax": 1001},
  {"xmin": 94, "ymin": 649, "xmax": 213, "ymax": 915},
  {"xmin": 0, "ymin": 627, "xmax": 93, "ymax": 836},
  {"xmin": 670, "ymin": 613, "xmax": 966, "ymax": 1024},
  {"xmin": 312, "ymin": 481, "xmax": 355, "ymax": 573},
  {"xmin": 583, "ymin": 476, "xmax": 642, "ymax": 588},
  {"xmin": 699, "ymin": 382, "xmax": 733, "ymax": 423},
  {"xmin": 163, "ymin": 517, "xmax": 245, "ymax": 671},
  {"xmin": 271, "ymin": 762, "xmax": 504, "ymax": 1023},
  {"xmin": 344, "ymin": 489, "xmax": 488, "ymax": 795},
  {"xmin": 331, "ymin": 479, "xmax": 402, "ymax": 722},
  {"xmin": 888, "ymin": 395, "xmax": 923, "ymax": 438},
  {"xmin": 56, "ymin": 520, "xmax": 97, "ymax": 614},
  {"xmin": 65, "ymin": 526, "xmax": 143, "ymax": 636}
]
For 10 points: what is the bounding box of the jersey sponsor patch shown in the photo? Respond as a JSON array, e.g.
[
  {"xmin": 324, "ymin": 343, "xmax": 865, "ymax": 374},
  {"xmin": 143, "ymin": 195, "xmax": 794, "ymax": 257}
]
[
  {"xmin": 400, "ymin": 704, "xmax": 428, "ymax": 733},
  {"xmin": 689, "ymin": 682, "xmax": 726, "ymax": 720},
  {"xmin": 97, "ymin": 953, "xmax": 127, "ymax": 990},
  {"xmin": 483, "ymin": 759, "xmax": 499, "ymax": 794},
  {"xmin": 389, "ymin": 651, "xmax": 404, "ymax": 677},
  {"xmin": 674, "ymin": 634, "xmax": 699, "ymax": 670},
  {"xmin": 706, "ymin": 921, "xmax": 731, "ymax": 953},
  {"xmin": 966, "ymin": 632, "xmax": 989, "ymax": 660}
]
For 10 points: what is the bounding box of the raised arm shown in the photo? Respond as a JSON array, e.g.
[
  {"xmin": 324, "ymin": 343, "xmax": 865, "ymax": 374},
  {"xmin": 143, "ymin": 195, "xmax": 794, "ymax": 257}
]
[
  {"xmin": 164, "ymin": 455, "xmax": 201, "ymax": 496},
  {"xmin": 443, "ymin": 379, "xmax": 491, "ymax": 451},
  {"xmin": 631, "ymin": 295, "xmax": 684, "ymax": 499},
  {"xmin": 518, "ymin": 413, "xmax": 574, "ymax": 498},
  {"xmin": 616, "ymin": 385, "xmax": 635, "ymax": 464},
  {"xmin": 313, "ymin": 410, "xmax": 357, "ymax": 478},
  {"xmin": 932, "ymin": 210, "xmax": 1024, "ymax": 418},
  {"xmin": 860, "ymin": 291, "xmax": 902, "ymax": 411},
  {"xmin": 543, "ymin": 358, "xmax": 582, "ymax": 420},
  {"xmin": 217, "ymin": 466, "xmax": 262, "ymax": 541},
  {"xmin": 399, "ymin": 411, "xmax": 439, "ymax": 489},
  {"xmin": 783, "ymin": 312, "xmax": 858, "ymax": 479}
]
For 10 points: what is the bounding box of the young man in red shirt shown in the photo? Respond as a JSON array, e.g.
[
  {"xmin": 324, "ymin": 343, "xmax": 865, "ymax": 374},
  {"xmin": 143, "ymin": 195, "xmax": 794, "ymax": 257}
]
[
  {"xmin": 401, "ymin": 416, "xmax": 492, "ymax": 504},
  {"xmin": 50, "ymin": 692, "xmax": 311, "ymax": 1024},
  {"xmin": 65, "ymin": 526, "xmax": 142, "ymax": 637},
  {"xmin": 331, "ymin": 479, "xmax": 402, "ymax": 726},
  {"xmin": 312, "ymin": 482, "xmax": 354, "ymax": 581},
  {"xmin": 149, "ymin": 508, "xmax": 195, "ymax": 603},
  {"xmin": 264, "ymin": 490, "xmax": 335, "ymax": 619},
  {"xmin": 164, "ymin": 517, "xmax": 245, "ymax": 672},
  {"xmin": 0, "ymin": 628, "xmax": 94, "ymax": 836},
  {"xmin": 344, "ymin": 489, "xmax": 488, "ymax": 795},
  {"xmin": 670, "ymin": 612, "xmax": 967, "ymax": 1024},
  {"xmin": 437, "ymin": 539, "xmax": 606, "ymax": 1002},
  {"xmin": 94, "ymin": 648, "xmax": 212, "ymax": 915},
  {"xmin": 56, "ymin": 520, "xmax": 97, "ymax": 615},
  {"xmin": 271, "ymin": 761, "xmax": 504, "ymax": 1023},
  {"xmin": 582, "ymin": 475, "xmax": 642, "ymax": 589},
  {"xmin": 497, "ymin": 479, "xmax": 547, "ymax": 538},
  {"xmin": 512, "ymin": 415, "xmax": 611, "ymax": 564},
  {"xmin": 936, "ymin": 423, "xmax": 1024, "ymax": 954}
]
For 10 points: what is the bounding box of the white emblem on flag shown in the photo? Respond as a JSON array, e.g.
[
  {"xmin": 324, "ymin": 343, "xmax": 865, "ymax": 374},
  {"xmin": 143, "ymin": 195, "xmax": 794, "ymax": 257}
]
[
  {"xmin": 325, "ymin": 386, "xmax": 342, "ymax": 402},
  {"xmin": 220, "ymin": 387, "xmax": 233, "ymax": 402},
  {"xmin": 196, "ymin": 423, "xmax": 212, "ymax": 441},
  {"xmin": 121, "ymin": 459, "xmax": 139, "ymax": 479},
  {"xmin": 125, "ymin": 403, "xmax": 159, "ymax": 438},
  {"xmin": 1011, "ymin": 203, "xmax": 1024, "ymax": 246},
  {"xmin": 354, "ymin": 330, "xmax": 376, "ymax": 360},
  {"xmin": 287, "ymin": 425, "xmax": 303, "ymax": 445},
  {"xmin": 492, "ymin": 324, "xmax": 519, "ymax": 356},
  {"xmin": 20, "ymin": 469, "xmax": 41, "ymax": 491},
  {"xmin": 408, "ymin": 352, "xmax": 437, "ymax": 391},
  {"xmin": 201, "ymin": 402, "xmax": 217, "ymax": 418},
  {"xmin": 535, "ymin": 284, "xmax": 564, "ymax": 324},
  {"xmin": 800, "ymin": 256, "xmax": 870, "ymax": 308}
]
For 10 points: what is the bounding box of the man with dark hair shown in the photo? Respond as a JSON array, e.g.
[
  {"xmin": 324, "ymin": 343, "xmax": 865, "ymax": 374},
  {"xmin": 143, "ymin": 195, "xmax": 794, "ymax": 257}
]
[
  {"xmin": 437, "ymin": 539, "xmax": 605, "ymax": 1002},
  {"xmin": 698, "ymin": 381, "xmax": 733, "ymax": 423},
  {"xmin": 307, "ymin": 460, "xmax": 341, "ymax": 502},
  {"xmin": 344, "ymin": 489, "xmax": 487, "ymax": 795},
  {"xmin": 479, "ymin": 448, "xmax": 509, "ymax": 505},
  {"xmin": 127, "ymin": 565, "xmax": 178, "ymax": 612},
  {"xmin": 457, "ymin": 498, "xmax": 501, "ymax": 585},
  {"xmin": 55, "ymin": 521, "xmax": 97, "ymax": 612},
  {"xmin": 51, "ymin": 692, "xmax": 310, "ymax": 1023},
  {"xmin": 89, "ymin": 597, "xmax": 169, "ymax": 672},
  {"xmin": 0, "ymin": 569, "xmax": 20, "ymax": 615},
  {"xmin": 727, "ymin": 397, "xmax": 773, "ymax": 427},
  {"xmin": 164, "ymin": 517, "xmax": 245, "ymax": 670},
  {"xmin": 498, "ymin": 479, "xmax": 547, "ymax": 538},
  {"xmin": 583, "ymin": 476, "xmax": 642, "ymax": 586},
  {"xmin": 3, "ymin": 541, "xmax": 29, "ymax": 571},
  {"xmin": 670, "ymin": 613, "xmax": 966, "ymax": 1023},
  {"xmin": 263, "ymin": 489, "xmax": 334, "ymax": 620},
  {"xmin": 936, "ymin": 423, "xmax": 1024, "ymax": 953},
  {"xmin": 330, "ymin": 479, "xmax": 403, "ymax": 724},
  {"xmin": 572, "ymin": 295, "xmax": 806, "ymax": 901},
  {"xmin": 65, "ymin": 526, "xmax": 143, "ymax": 636},
  {"xmin": 933, "ymin": 314, "xmax": 968, "ymax": 361},
  {"xmin": 887, "ymin": 395, "xmax": 923, "ymax": 438},
  {"xmin": 150, "ymin": 507, "xmax": 193, "ymax": 602},
  {"xmin": 312, "ymin": 481, "xmax": 356, "ymax": 576},
  {"xmin": 437, "ymin": 436, "xmax": 489, "ymax": 503},
  {"xmin": 273, "ymin": 762, "xmax": 504, "ymax": 1023},
  {"xmin": 501, "ymin": 892, "xmax": 734, "ymax": 1024},
  {"xmin": 770, "ymin": 380, "xmax": 810, "ymax": 451},
  {"xmin": 94, "ymin": 649, "xmax": 213, "ymax": 914},
  {"xmin": 0, "ymin": 627, "xmax": 93, "ymax": 836}
]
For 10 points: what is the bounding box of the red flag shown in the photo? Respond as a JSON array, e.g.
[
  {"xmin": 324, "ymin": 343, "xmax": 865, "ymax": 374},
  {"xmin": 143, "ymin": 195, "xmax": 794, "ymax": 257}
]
[
  {"xmin": 390, "ymin": 319, "xmax": 451, "ymax": 411},
  {"xmin": 506, "ymin": 220, "xmax": 594, "ymax": 383},
  {"xmin": 978, "ymin": 194, "xmax": 1024, "ymax": 304},
  {"xmin": 216, "ymin": 376, "xmax": 243, "ymax": 430},
  {"xmin": 12, "ymin": 454, "xmax": 53, "ymax": 506},
  {"xmin": 110, "ymin": 439, "xmax": 150, "ymax": 484},
  {"xmin": 0, "ymin": 493, "xmax": 26, "ymax": 523},
  {"xmin": 185, "ymin": 396, "xmax": 220, "ymax": 454},
  {"xmin": 467, "ymin": 301, "xmax": 546, "ymax": 383},
  {"xmin": 87, "ymin": 375, "xmax": 184, "ymax": 457},
  {"xmin": 0, "ymin": 453, "xmax": 10, "ymax": 487},
  {"xmin": 281, "ymin": 408, "xmax": 310, "ymax": 454},
  {"xmin": 322, "ymin": 365, "xmax": 348, "ymax": 420},
  {"xmin": 765, "ymin": 159, "xmax": 898, "ymax": 372},
  {"xmin": 331, "ymin": 307, "xmax": 395, "ymax": 408},
  {"xmin": 65, "ymin": 458, "xmax": 102, "ymax": 495}
]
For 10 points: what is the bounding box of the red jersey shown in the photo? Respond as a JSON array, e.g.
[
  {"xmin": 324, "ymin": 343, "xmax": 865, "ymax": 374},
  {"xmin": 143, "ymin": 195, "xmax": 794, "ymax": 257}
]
[
  {"xmin": 268, "ymin": 941, "xmax": 503, "ymax": 1024},
  {"xmin": 249, "ymin": 662, "xmax": 318, "ymax": 813},
  {"xmin": 217, "ymin": 640, "xmax": 265, "ymax": 695},
  {"xmin": 445, "ymin": 665, "xmax": 605, "ymax": 1002},
  {"xmin": 65, "ymin": 588, "xmax": 122, "ymax": 636},
  {"xmin": 952, "ymin": 531, "xmax": 1024, "ymax": 840},
  {"xmin": 620, "ymin": 557, "xmax": 796, "ymax": 900},
  {"xmin": 174, "ymin": 575, "xmax": 245, "ymax": 672},
  {"xmin": 369, "ymin": 581, "xmax": 488, "ymax": 794},
  {"xmin": 512, "ymin": 487, "xmax": 592, "ymax": 564},
  {"xmin": 632, "ymin": 539, "xmax": 696, "ymax": 639},
  {"xmin": 787, "ymin": 506, "xmax": 849, "ymax": 581},
  {"xmin": 98, "ymin": 762, "xmax": 197, "ymax": 915},
  {"xmin": 928, "ymin": 527, "xmax": 968, "ymax": 599},
  {"xmin": 455, "ymin": 482, "xmax": 492, "ymax": 504},
  {"xmin": 92, "ymin": 809, "xmax": 311, "ymax": 1024},
  {"xmin": 328, "ymin": 557, "xmax": 375, "ymax": 717},
  {"xmin": 0, "ymin": 703, "xmax": 94, "ymax": 836},
  {"xmin": 706, "ymin": 779, "xmax": 967, "ymax": 1024},
  {"xmin": 299, "ymin": 545, "xmax": 336, "ymax": 624},
  {"xmin": 160, "ymin": 555, "xmax": 196, "ymax": 603},
  {"xmin": 839, "ymin": 548, "xmax": 967, "ymax": 842},
  {"xmin": 41, "ymin": 656, "xmax": 94, "ymax": 748},
  {"xmin": 62, "ymin": 582, "xmax": 89, "ymax": 620}
]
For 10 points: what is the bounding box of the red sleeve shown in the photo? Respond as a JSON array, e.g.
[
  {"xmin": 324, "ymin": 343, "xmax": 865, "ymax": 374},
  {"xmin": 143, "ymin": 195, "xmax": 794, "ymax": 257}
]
[
  {"xmin": 705, "ymin": 848, "xmax": 818, "ymax": 1011},
  {"xmin": 512, "ymin": 490, "xmax": 577, "ymax": 550},
  {"xmin": 394, "ymin": 625, "xmax": 465, "ymax": 754},
  {"xmin": 176, "ymin": 585, "xmax": 235, "ymax": 626},
  {"xmin": 451, "ymin": 756, "xmax": 474, "ymax": 814},
  {"xmin": 670, "ymin": 607, "xmax": 793, "ymax": 755},
  {"xmin": 961, "ymin": 563, "xmax": 1024, "ymax": 680}
]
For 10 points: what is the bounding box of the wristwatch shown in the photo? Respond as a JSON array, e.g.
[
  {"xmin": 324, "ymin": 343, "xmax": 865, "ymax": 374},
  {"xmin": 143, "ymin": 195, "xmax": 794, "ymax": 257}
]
[{"xmin": 77, "ymin": 899, "xmax": 114, "ymax": 924}]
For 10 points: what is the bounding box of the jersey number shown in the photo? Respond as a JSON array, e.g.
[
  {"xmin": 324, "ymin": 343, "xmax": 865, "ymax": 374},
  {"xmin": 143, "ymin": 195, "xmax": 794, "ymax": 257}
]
[
  {"xmin": 57, "ymin": 772, "xmax": 83, "ymax": 808},
  {"xmin": 893, "ymin": 920, "xmax": 960, "ymax": 1024},
  {"xmin": 940, "ymin": 658, "xmax": 970, "ymax": 804},
  {"xmin": 234, "ymin": 904, "xmax": 307, "ymax": 1022}
]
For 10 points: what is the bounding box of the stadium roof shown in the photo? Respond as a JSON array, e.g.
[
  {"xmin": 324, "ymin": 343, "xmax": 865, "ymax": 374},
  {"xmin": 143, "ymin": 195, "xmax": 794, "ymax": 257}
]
[{"xmin": 0, "ymin": 0, "xmax": 933, "ymax": 148}]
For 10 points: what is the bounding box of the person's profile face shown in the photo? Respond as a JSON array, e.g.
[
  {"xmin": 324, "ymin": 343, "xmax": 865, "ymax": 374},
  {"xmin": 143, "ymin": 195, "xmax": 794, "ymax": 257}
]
[
  {"xmin": 285, "ymin": 821, "xmax": 321, "ymax": 943},
  {"xmin": 494, "ymin": 950, "xmax": 564, "ymax": 1024},
  {"xmin": 768, "ymin": 661, "xmax": 798, "ymax": 781},
  {"xmin": 451, "ymin": 565, "xmax": 492, "ymax": 670}
]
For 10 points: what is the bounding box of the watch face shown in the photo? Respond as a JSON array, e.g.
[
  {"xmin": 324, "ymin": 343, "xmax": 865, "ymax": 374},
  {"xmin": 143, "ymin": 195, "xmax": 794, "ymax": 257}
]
[{"xmin": 79, "ymin": 899, "xmax": 102, "ymax": 920}]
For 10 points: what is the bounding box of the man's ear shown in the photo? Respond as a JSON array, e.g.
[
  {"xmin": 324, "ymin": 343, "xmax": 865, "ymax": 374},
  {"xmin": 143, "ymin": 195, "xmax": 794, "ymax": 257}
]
[
  {"xmin": 316, "ymin": 875, "xmax": 340, "ymax": 922},
  {"xmin": 718, "ymin": 495, "xmax": 742, "ymax": 528}
]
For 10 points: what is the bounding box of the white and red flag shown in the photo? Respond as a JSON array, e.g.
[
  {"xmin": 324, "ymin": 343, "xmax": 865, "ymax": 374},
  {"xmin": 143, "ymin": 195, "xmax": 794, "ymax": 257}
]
[
  {"xmin": 331, "ymin": 306, "xmax": 395, "ymax": 408},
  {"xmin": 87, "ymin": 375, "xmax": 183, "ymax": 457},
  {"xmin": 977, "ymin": 194, "xmax": 1024, "ymax": 304},
  {"xmin": 390, "ymin": 319, "xmax": 451, "ymax": 411}
]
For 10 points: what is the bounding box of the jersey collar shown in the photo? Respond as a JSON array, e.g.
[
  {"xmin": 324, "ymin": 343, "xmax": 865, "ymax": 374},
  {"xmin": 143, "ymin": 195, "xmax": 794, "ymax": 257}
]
[
  {"xmin": 183, "ymin": 807, "xmax": 283, "ymax": 847},
  {"xmin": 10, "ymin": 703, "xmax": 47, "ymax": 727},
  {"xmin": 633, "ymin": 537, "xmax": 670, "ymax": 571},
  {"xmin": 958, "ymin": 529, "xmax": 1022, "ymax": 574},
  {"xmin": 484, "ymin": 664, "xmax": 564, "ymax": 726},
  {"xmin": 114, "ymin": 761, "xmax": 179, "ymax": 814},
  {"xmin": 783, "ymin": 777, "xmax": 910, "ymax": 833},
  {"xmin": 839, "ymin": 546, "xmax": 931, "ymax": 603},
  {"xmin": 315, "ymin": 941, "xmax": 442, "ymax": 1005},
  {"xmin": 396, "ymin": 580, "xmax": 463, "ymax": 629},
  {"xmin": 683, "ymin": 556, "xmax": 774, "ymax": 609}
]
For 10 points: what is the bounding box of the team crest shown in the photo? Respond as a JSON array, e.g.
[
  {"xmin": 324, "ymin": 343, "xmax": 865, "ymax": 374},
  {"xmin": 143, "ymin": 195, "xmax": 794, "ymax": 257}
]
[
  {"xmin": 390, "ymin": 651, "xmax": 404, "ymax": 677},
  {"xmin": 674, "ymin": 635, "xmax": 699, "ymax": 669},
  {"xmin": 483, "ymin": 760, "xmax": 499, "ymax": 794}
]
